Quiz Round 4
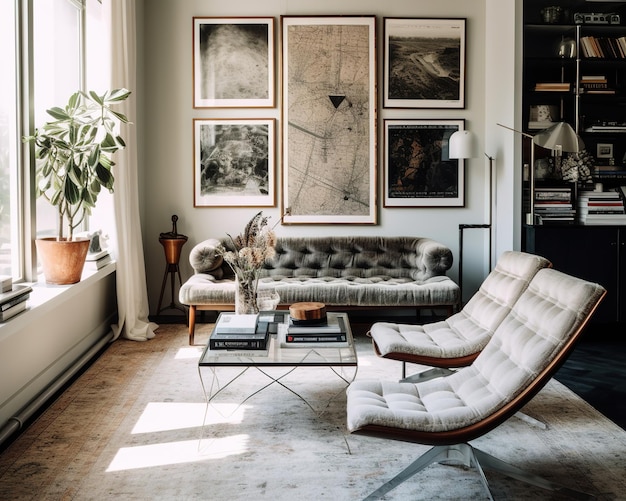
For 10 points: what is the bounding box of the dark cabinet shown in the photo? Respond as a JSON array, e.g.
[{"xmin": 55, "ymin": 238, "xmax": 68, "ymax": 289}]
[{"xmin": 525, "ymin": 225, "xmax": 626, "ymax": 323}]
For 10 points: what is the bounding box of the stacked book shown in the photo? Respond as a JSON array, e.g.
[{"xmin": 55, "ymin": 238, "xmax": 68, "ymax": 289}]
[
  {"xmin": 578, "ymin": 189, "xmax": 626, "ymax": 225},
  {"xmin": 84, "ymin": 249, "xmax": 113, "ymax": 271},
  {"xmin": 534, "ymin": 82, "xmax": 570, "ymax": 92},
  {"xmin": 209, "ymin": 313, "xmax": 270, "ymax": 350},
  {"xmin": 579, "ymin": 75, "xmax": 615, "ymax": 95},
  {"xmin": 283, "ymin": 315, "xmax": 348, "ymax": 345},
  {"xmin": 594, "ymin": 165, "xmax": 626, "ymax": 180},
  {"xmin": 0, "ymin": 279, "xmax": 32, "ymax": 322},
  {"xmin": 534, "ymin": 186, "xmax": 575, "ymax": 224}
]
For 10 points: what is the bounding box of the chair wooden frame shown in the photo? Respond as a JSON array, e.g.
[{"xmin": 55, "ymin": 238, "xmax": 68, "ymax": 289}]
[{"xmin": 351, "ymin": 271, "xmax": 606, "ymax": 500}]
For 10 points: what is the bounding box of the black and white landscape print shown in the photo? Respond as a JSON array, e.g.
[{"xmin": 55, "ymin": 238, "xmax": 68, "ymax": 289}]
[
  {"xmin": 193, "ymin": 17, "xmax": 274, "ymax": 107},
  {"xmin": 384, "ymin": 18, "xmax": 465, "ymax": 108}
]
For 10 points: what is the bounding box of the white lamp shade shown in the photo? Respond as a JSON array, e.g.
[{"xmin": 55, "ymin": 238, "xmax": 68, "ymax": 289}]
[
  {"xmin": 449, "ymin": 130, "xmax": 478, "ymax": 159},
  {"xmin": 532, "ymin": 122, "xmax": 584, "ymax": 153}
]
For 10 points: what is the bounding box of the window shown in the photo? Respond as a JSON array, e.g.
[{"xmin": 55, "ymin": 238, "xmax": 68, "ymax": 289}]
[
  {"xmin": 0, "ymin": 1, "xmax": 18, "ymax": 277},
  {"xmin": 33, "ymin": 0, "xmax": 84, "ymax": 240},
  {"xmin": 0, "ymin": 0, "xmax": 105, "ymax": 282}
]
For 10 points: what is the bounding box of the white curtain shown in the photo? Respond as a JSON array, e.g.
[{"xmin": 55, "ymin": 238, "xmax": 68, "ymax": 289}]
[{"xmin": 107, "ymin": 0, "xmax": 157, "ymax": 341}]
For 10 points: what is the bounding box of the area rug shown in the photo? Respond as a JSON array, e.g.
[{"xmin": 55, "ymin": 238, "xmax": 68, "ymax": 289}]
[{"xmin": 1, "ymin": 323, "xmax": 625, "ymax": 500}]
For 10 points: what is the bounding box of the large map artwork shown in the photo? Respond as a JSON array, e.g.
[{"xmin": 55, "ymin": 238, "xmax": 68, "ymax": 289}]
[{"xmin": 283, "ymin": 18, "xmax": 376, "ymax": 223}]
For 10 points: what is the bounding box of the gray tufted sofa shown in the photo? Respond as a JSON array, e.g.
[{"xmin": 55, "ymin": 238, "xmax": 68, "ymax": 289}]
[{"xmin": 179, "ymin": 236, "xmax": 460, "ymax": 344}]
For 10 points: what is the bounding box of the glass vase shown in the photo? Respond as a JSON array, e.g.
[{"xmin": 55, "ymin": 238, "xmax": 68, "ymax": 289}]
[{"xmin": 234, "ymin": 273, "xmax": 259, "ymax": 315}]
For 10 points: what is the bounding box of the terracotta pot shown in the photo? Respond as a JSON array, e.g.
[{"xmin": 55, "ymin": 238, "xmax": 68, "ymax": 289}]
[{"xmin": 35, "ymin": 237, "xmax": 91, "ymax": 285}]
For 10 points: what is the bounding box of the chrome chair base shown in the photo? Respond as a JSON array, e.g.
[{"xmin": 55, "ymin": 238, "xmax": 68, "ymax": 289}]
[{"xmin": 363, "ymin": 443, "xmax": 594, "ymax": 501}]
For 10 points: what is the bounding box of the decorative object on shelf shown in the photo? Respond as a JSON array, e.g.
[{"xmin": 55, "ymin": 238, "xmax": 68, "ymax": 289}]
[
  {"xmin": 498, "ymin": 121, "xmax": 584, "ymax": 225},
  {"xmin": 561, "ymin": 149, "xmax": 594, "ymax": 183},
  {"xmin": 558, "ymin": 38, "xmax": 577, "ymax": 58},
  {"xmin": 218, "ymin": 211, "xmax": 276, "ymax": 315},
  {"xmin": 448, "ymin": 128, "xmax": 495, "ymax": 300},
  {"xmin": 541, "ymin": 6, "xmax": 563, "ymax": 24},
  {"xmin": 156, "ymin": 215, "xmax": 188, "ymax": 316},
  {"xmin": 23, "ymin": 89, "xmax": 131, "ymax": 284}
]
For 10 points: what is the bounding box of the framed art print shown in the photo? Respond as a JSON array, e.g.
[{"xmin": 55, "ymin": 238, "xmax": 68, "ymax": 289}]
[
  {"xmin": 193, "ymin": 17, "xmax": 275, "ymax": 108},
  {"xmin": 384, "ymin": 119, "xmax": 464, "ymax": 207},
  {"xmin": 383, "ymin": 18, "xmax": 465, "ymax": 109},
  {"xmin": 281, "ymin": 15, "xmax": 377, "ymax": 224},
  {"xmin": 193, "ymin": 118, "xmax": 275, "ymax": 207}
]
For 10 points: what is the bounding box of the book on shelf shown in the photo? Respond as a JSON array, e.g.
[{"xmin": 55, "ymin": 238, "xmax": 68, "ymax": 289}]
[
  {"xmin": 0, "ymin": 300, "xmax": 27, "ymax": 322},
  {"xmin": 534, "ymin": 82, "xmax": 570, "ymax": 92}
]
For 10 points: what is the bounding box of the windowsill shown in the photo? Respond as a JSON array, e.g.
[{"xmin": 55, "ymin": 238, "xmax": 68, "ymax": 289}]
[{"xmin": 0, "ymin": 262, "xmax": 116, "ymax": 340}]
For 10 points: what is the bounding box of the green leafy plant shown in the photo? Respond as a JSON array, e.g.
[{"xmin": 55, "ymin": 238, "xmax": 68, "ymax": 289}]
[{"xmin": 23, "ymin": 89, "xmax": 131, "ymax": 240}]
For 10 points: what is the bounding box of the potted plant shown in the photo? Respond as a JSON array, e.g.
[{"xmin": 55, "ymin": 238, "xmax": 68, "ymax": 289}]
[{"xmin": 23, "ymin": 89, "xmax": 131, "ymax": 284}]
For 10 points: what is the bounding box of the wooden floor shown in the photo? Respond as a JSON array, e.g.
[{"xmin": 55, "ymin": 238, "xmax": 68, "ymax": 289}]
[{"xmin": 555, "ymin": 334, "xmax": 626, "ymax": 430}]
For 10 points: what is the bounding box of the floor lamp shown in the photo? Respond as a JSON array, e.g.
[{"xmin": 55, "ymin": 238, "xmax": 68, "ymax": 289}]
[
  {"xmin": 449, "ymin": 130, "xmax": 495, "ymax": 302},
  {"xmin": 497, "ymin": 122, "xmax": 583, "ymax": 225}
]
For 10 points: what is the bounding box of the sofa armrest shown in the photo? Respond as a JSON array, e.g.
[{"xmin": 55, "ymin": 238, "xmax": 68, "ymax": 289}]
[
  {"xmin": 416, "ymin": 238, "xmax": 454, "ymax": 277},
  {"xmin": 188, "ymin": 238, "xmax": 225, "ymax": 279}
]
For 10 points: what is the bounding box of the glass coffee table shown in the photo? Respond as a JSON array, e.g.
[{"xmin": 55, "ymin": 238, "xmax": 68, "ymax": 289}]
[{"xmin": 197, "ymin": 311, "xmax": 358, "ymax": 415}]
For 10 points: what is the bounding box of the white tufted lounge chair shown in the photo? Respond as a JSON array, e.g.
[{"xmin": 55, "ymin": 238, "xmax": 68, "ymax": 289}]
[
  {"xmin": 369, "ymin": 251, "xmax": 552, "ymax": 381},
  {"xmin": 347, "ymin": 267, "xmax": 606, "ymax": 500}
]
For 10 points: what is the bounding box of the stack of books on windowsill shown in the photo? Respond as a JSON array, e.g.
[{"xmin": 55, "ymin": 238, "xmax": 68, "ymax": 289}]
[
  {"xmin": 578, "ymin": 189, "xmax": 626, "ymax": 225},
  {"xmin": 84, "ymin": 249, "xmax": 113, "ymax": 271},
  {"xmin": 0, "ymin": 282, "xmax": 32, "ymax": 322}
]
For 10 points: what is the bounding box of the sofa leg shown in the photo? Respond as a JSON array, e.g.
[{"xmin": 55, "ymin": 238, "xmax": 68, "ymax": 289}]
[{"xmin": 189, "ymin": 305, "xmax": 196, "ymax": 345}]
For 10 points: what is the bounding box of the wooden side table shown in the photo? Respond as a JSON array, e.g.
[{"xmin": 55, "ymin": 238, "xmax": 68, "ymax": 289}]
[{"xmin": 156, "ymin": 215, "xmax": 188, "ymax": 316}]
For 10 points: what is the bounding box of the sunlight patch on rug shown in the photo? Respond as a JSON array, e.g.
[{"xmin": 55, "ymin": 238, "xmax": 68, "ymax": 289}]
[
  {"xmin": 175, "ymin": 347, "xmax": 204, "ymax": 359},
  {"xmin": 106, "ymin": 435, "xmax": 249, "ymax": 471},
  {"xmin": 130, "ymin": 402, "xmax": 248, "ymax": 434}
]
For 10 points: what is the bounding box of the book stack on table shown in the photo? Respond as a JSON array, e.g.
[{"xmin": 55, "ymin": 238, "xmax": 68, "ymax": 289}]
[
  {"xmin": 283, "ymin": 315, "xmax": 348, "ymax": 345},
  {"xmin": 0, "ymin": 278, "xmax": 32, "ymax": 322},
  {"xmin": 209, "ymin": 313, "xmax": 270, "ymax": 350}
]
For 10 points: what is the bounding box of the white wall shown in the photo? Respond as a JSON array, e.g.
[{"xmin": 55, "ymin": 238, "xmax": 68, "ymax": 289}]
[{"xmin": 141, "ymin": 0, "xmax": 519, "ymax": 309}]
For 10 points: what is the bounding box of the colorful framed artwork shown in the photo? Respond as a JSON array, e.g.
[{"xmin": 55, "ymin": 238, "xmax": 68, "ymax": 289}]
[
  {"xmin": 281, "ymin": 15, "xmax": 377, "ymax": 224},
  {"xmin": 383, "ymin": 17, "xmax": 466, "ymax": 109},
  {"xmin": 383, "ymin": 119, "xmax": 465, "ymax": 207},
  {"xmin": 193, "ymin": 17, "xmax": 275, "ymax": 108},
  {"xmin": 193, "ymin": 118, "xmax": 275, "ymax": 207}
]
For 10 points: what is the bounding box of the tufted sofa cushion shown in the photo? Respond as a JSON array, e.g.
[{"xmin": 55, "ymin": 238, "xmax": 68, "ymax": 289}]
[
  {"xmin": 179, "ymin": 236, "xmax": 459, "ymax": 309},
  {"xmin": 346, "ymin": 268, "xmax": 606, "ymax": 435},
  {"xmin": 370, "ymin": 251, "xmax": 552, "ymax": 360}
]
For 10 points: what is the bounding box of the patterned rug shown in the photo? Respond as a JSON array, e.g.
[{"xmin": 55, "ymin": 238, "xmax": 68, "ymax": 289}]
[{"xmin": 1, "ymin": 323, "xmax": 625, "ymax": 500}]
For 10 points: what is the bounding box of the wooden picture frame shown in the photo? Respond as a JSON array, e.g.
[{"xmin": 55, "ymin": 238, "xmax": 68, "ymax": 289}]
[
  {"xmin": 193, "ymin": 118, "xmax": 275, "ymax": 207},
  {"xmin": 383, "ymin": 119, "xmax": 465, "ymax": 207},
  {"xmin": 281, "ymin": 15, "xmax": 377, "ymax": 224},
  {"xmin": 193, "ymin": 17, "xmax": 275, "ymax": 108},
  {"xmin": 383, "ymin": 17, "xmax": 466, "ymax": 109}
]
